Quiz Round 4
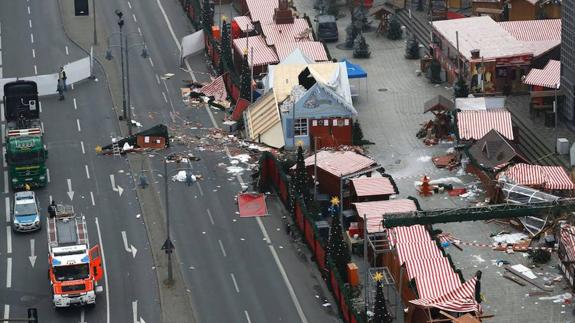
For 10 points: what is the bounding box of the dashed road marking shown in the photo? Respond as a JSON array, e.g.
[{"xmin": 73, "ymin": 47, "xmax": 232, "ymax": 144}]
[
  {"xmin": 32, "ymin": 48, "xmax": 35, "ymax": 58},
  {"xmin": 162, "ymin": 92, "xmax": 167, "ymax": 103},
  {"xmin": 148, "ymin": 57, "xmax": 154, "ymax": 67},
  {"xmin": 244, "ymin": 310, "xmax": 251, "ymax": 323},
  {"xmin": 30, "ymin": 33, "xmax": 34, "ymax": 44},
  {"xmin": 77, "ymin": 119, "xmax": 81, "ymax": 132},
  {"xmin": 90, "ymin": 191, "xmax": 95, "ymax": 206},
  {"xmin": 33, "ymin": 65, "xmax": 37, "ymax": 75},
  {"xmin": 73, "ymin": 98, "xmax": 78, "ymax": 110},
  {"xmin": 46, "ymin": 168, "xmax": 50, "ymax": 183},
  {"xmin": 230, "ymin": 273, "xmax": 240, "ymax": 293},
  {"xmin": 218, "ymin": 239, "xmax": 227, "ymax": 257},
  {"xmin": 85, "ymin": 165, "xmax": 90, "ymax": 179},
  {"xmin": 94, "ymin": 217, "xmax": 111, "ymax": 323},
  {"xmin": 132, "ymin": 14, "xmax": 137, "ymax": 22},
  {"xmin": 3, "ymin": 171, "xmax": 8, "ymax": 193},
  {"xmin": 81, "ymin": 141, "xmax": 85, "ymax": 154},
  {"xmin": 6, "ymin": 226, "xmax": 11, "ymax": 254},
  {"xmin": 5, "ymin": 257, "xmax": 11, "ymax": 288},
  {"xmin": 128, "ymin": 1, "xmax": 132, "ymax": 8},
  {"xmin": 3, "ymin": 304, "xmax": 9, "ymax": 320},
  {"xmin": 155, "ymin": 74, "xmax": 160, "ymax": 84},
  {"xmin": 5, "ymin": 197, "xmax": 10, "ymax": 223},
  {"xmin": 207, "ymin": 209, "xmax": 214, "ymax": 225},
  {"xmin": 27, "ymin": 6, "xmax": 30, "ymax": 14},
  {"xmin": 29, "ymin": 20, "xmax": 32, "ymax": 28},
  {"xmin": 0, "ymin": 104, "xmax": 3, "ymax": 122},
  {"xmin": 65, "ymin": 46, "xmax": 69, "ymax": 56},
  {"xmin": 2, "ymin": 147, "xmax": 5, "ymax": 168}
]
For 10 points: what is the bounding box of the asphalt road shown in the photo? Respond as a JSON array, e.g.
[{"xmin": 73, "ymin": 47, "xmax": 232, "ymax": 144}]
[{"xmin": 0, "ymin": 0, "xmax": 161, "ymax": 322}]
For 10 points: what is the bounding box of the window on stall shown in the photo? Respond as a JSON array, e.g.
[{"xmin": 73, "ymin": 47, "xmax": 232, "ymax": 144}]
[{"xmin": 294, "ymin": 118, "xmax": 308, "ymax": 136}]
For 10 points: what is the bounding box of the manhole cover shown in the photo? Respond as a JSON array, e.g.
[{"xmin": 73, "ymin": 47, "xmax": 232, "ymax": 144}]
[{"xmin": 378, "ymin": 88, "xmax": 388, "ymax": 92}]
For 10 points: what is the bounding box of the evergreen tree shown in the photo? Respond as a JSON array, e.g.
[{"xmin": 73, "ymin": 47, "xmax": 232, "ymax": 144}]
[
  {"xmin": 453, "ymin": 76, "xmax": 469, "ymax": 98},
  {"xmin": 201, "ymin": 0, "xmax": 214, "ymax": 34},
  {"xmin": 353, "ymin": 34, "xmax": 371, "ymax": 58},
  {"xmin": 405, "ymin": 36, "xmax": 420, "ymax": 59},
  {"xmin": 239, "ymin": 53, "xmax": 252, "ymax": 102},
  {"xmin": 288, "ymin": 179, "xmax": 297, "ymax": 217},
  {"xmin": 372, "ymin": 272, "xmax": 393, "ymax": 323},
  {"xmin": 294, "ymin": 145, "xmax": 310, "ymax": 202},
  {"xmin": 220, "ymin": 20, "xmax": 232, "ymax": 73},
  {"xmin": 387, "ymin": 15, "xmax": 402, "ymax": 40},
  {"xmin": 326, "ymin": 197, "xmax": 351, "ymax": 281}
]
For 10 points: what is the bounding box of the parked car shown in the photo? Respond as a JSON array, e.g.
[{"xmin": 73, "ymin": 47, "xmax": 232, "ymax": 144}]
[
  {"xmin": 11, "ymin": 191, "xmax": 41, "ymax": 232},
  {"xmin": 316, "ymin": 15, "xmax": 339, "ymax": 42}
]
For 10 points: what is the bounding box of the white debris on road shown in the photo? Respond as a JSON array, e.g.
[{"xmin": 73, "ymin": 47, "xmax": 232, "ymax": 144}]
[{"xmin": 172, "ymin": 170, "xmax": 196, "ymax": 182}]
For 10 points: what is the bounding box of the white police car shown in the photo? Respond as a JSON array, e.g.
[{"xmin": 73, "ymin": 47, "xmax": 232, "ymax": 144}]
[{"xmin": 11, "ymin": 191, "xmax": 41, "ymax": 232}]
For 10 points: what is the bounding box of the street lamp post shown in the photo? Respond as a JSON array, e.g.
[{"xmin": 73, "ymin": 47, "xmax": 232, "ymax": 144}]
[
  {"xmin": 92, "ymin": 0, "xmax": 97, "ymax": 45},
  {"xmin": 106, "ymin": 10, "xmax": 149, "ymax": 136}
]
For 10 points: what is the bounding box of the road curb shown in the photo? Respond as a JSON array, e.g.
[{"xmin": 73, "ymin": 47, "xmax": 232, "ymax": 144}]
[{"xmin": 55, "ymin": 1, "xmax": 197, "ymax": 322}]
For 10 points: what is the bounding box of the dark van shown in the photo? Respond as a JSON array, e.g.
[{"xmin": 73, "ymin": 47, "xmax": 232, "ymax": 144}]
[{"xmin": 316, "ymin": 15, "xmax": 338, "ymax": 42}]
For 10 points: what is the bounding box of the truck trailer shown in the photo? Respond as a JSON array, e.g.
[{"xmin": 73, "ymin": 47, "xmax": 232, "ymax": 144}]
[
  {"xmin": 2, "ymin": 80, "xmax": 47, "ymax": 189},
  {"xmin": 47, "ymin": 204, "xmax": 103, "ymax": 308}
]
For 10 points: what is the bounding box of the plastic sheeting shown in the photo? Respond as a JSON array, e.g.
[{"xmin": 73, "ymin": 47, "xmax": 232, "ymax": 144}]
[
  {"xmin": 1, "ymin": 56, "xmax": 92, "ymax": 99},
  {"xmin": 180, "ymin": 30, "xmax": 205, "ymax": 62},
  {"xmin": 237, "ymin": 193, "xmax": 267, "ymax": 217}
]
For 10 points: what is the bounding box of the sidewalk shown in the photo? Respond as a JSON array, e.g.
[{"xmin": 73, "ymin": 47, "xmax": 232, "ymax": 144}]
[{"xmin": 292, "ymin": 1, "xmax": 574, "ymax": 322}]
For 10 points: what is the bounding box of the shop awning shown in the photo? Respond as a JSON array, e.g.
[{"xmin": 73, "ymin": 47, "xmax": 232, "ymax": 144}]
[
  {"xmin": 351, "ymin": 176, "xmax": 397, "ymax": 197},
  {"xmin": 354, "ymin": 199, "xmax": 418, "ymax": 233},
  {"xmin": 457, "ymin": 110, "xmax": 514, "ymax": 141},
  {"xmin": 523, "ymin": 60, "xmax": 560, "ymax": 89},
  {"xmin": 275, "ymin": 42, "xmax": 329, "ymax": 62},
  {"xmin": 233, "ymin": 16, "xmax": 254, "ymax": 33},
  {"xmin": 301, "ymin": 150, "xmax": 376, "ymax": 177},
  {"xmin": 260, "ymin": 18, "xmax": 312, "ymax": 46},
  {"xmin": 199, "ymin": 75, "xmax": 227, "ymax": 102},
  {"xmin": 233, "ymin": 36, "xmax": 279, "ymax": 67},
  {"xmin": 341, "ymin": 59, "xmax": 367, "ymax": 79},
  {"xmin": 561, "ymin": 225, "xmax": 575, "ymax": 262},
  {"xmin": 411, "ymin": 276, "xmax": 481, "ymax": 313},
  {"xmin": 237, "ymin": 193, "xmax": 268, "ymax": 217},
  {"xmin": 499, "ymin": 163, "xmax": 574, "ymax": 190}
]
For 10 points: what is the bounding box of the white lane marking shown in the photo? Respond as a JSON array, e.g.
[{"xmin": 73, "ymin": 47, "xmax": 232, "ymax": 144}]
[
  {"xmin": 132, "ymin": 14, "xmax": 137, "ymax": 22},
  {"xmin": 30, "ymin": 33, "xmax": 34, "ymax": 44},
  {"xmin": 230, "ymin": 273, "xmax": 240, "ymax": 293},
  {"xmin": 77, "ymin": 119, "xmax": 81, "ymax": 132},
  {"xmin": 2, "ymin": 147, "xmax": 6, "ymax": 168},
  {"xmin": 132, "ymin": 300, "xmax": 138, "ymax": 323},
  {"xmin": 269, "ymin": 245, "xmax": 308, "ymax": 323},
  {"xmin": 121, "ymin": 231, "xmax": 138, "ymax": 258},
  {"xmin": 207, "ymin": 209, "xmax": 214, "ymax": 225},
  {"xmin": 94, "ymin": 217, "xmax": 111, "ymax": 323},
  {"xmin": 85, "ymin": 165, "xmax": 90, "ymax": 179},
  {"xmin": 90, "ymin": 191, "xmax": 95, "ymax": 206},
  {"xmin": 5, "ymin": 257, "xmax": 11, "ymax": 288},
  {"xmin": 81, "ymin": 141, "xmax": 85, "ymax": 154},
  {"xmin": 41, "ymin": 121, "xmax": 44, "ymax": 133},
  {"xmin": 32, "ymin": 48, "xmax": 35, "ymax": 58},
  {"xmin": 65, "ymin": 46, "xmax": 69, "ymax": 56},
  {"xmin": 244, "ymin": 310, "xmax": 252, "ymax": 323},
  {"xmin": 6, "ymin": 226, "xmax": 11, "ymax": 254},
  {"xmin": 46, "ymin": 167, "xmax": 50, "ymax": 183},
  {"xmin": 27, "ymin": 6, "xmax": 30, "ymax": 14},
  {"xmin": 148, "ymin": 57, "xmax": 154, "ymax": 67},
  {"xmin": 3, "ymin": 304, "xmax": 9, "ymax": 320},
  {"xmin": 128, "ymin": 1, "xmax": 132, "ymax": 8},
  {"xmin": 1, "ymin": 103, "xmax": 4, "ymax": 122},
  {"xmin": 197, "ymin": 181, "xmax": 204, "ymax": 196},
  {"xmin": 73, "ymin": 97, "xmax": 78, "ymax": 110},
  {"xmin": 138, "ymin": 27, "xmax": 142, "ymax": 35},
  {"xmin": 0, "ymin": 53, "xmax": 2, "ymax": 66},
  {"xmin": 3, "ymin": 171, "xmax": 8, "ymax": 193},
  {"xmin": 28, "ymin": 238, "xmax": 36, "ymax": 267},
  {"xmin": 155, "ymin": 74, "xmax": 160, "ymax": 84},
  {"xmin": 162, "ymin": 92, "xmax": 167, "ymax": 103},
  {"xmin": 67, "ymin": 178, "xmax": 75, "ymax": 201},
  {"xmin": 29, "ymin": 19, "xmax": 32, "ymax": 28},
  {"xmin": 156, "ymin": 0, "xmax": 183, "ymax": 63},
  {"xmin": 71, "ymin": 83, "xmax": 74, "ymax": 90},
  {"xmin": 33, "ymin": 65, "xmax": 37, "ymax": 75},
  {"xmin": 218, "ymin": 239, "xmax": 227, "ymax": 257},
  {"xmin": 5, "ymin": 197, "xmax": 10, "ymax": 223},
  {"xmin": 49, "ymin": 195, "xmax": 52, "ymax": 204},
  {"xmin": 38, "ymin": 100, "xmax": 42, "ymax": 113},
  {"xmin": 80, "ymin": 309, "xmax": 86, "ymax": 323},
  {"xmin": 0, "ymin": 67, "xmax": 3, "ymax": 78}
]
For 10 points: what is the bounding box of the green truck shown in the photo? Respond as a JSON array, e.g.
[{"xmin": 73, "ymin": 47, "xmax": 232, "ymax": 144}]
[{"xmin": 3, "ymin": 81, "xmax": 47, "ymax": 189}]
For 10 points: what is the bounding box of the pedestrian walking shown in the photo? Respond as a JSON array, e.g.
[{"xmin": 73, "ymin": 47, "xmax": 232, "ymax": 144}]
[
  {"xmin": 59, "ymin": 66, "xmax": 67, "ymax": 91},
  {"xmin": 48, "ymin": 200, "xmax": 57, "ymax": 217},
  {"xmin": 57, "ymin": 79, "xmax": 65, "ymax": 100},
  {"xmin": 185, "ymin": 170, "xmax": 195, "ymax": 187}
]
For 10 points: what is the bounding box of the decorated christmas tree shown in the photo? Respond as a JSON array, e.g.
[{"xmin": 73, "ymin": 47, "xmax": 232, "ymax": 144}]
[
  {"xmin": 372, "ymin": 272, "xmax": 393, "ymax": 323},
  {"xmin": 239, "ymin": 52, "xmax": 251, "ymax": 102},
  {"xmin": 220, "ymin": 19, "xmax": 232, "ymax": 73},
  {"xmin": 294, "ymin": 145, "xmax": 309, "ymax": 202},
  {"xmin": 387, "ymin": 15, "xmax": 402, "ymax": 40},
  {"xmin": 453, "ymin": 76, "xmax": 469, "ymax": 98},
  {"xmin": 201, "ymin": 0, "xmax": 214, "ymax": 34},
  {"xmin": 353, "ymin": 34, "xmax": 371, "ymax": 58},
  {"xmin": 326, "ymin": 197, "xmax": 351, "ymax": 281}
]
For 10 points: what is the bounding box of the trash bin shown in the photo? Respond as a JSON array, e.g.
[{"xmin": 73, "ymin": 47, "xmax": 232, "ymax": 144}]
[{"xmin": 544, "ymin": 111, "xmax": 555, "ymax": 127}]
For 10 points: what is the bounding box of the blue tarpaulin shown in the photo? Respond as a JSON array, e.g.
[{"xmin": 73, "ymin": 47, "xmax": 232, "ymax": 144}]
[{"xmin": 341, "ymin": 59, "xmax": 367, "ymax": 79}]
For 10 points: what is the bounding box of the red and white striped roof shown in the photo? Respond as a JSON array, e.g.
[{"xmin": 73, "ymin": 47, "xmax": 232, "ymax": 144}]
[
  {"xmin": 233, "ymin": 16, "xmax": 254, "ymax": 33},
  {"xmin": 233, "ymin": 36, "xmax": 279, "ymax": 67},
  {"xmin": 199, "ymin": 75, "xmax": 227, "ymax": 102},
  {"xmin": 413, "ymin": 272, "xmax": 463, "ymax": 300},
  {"xmin": 523, "ymin": 60, "xmax": 560, "ymax": 89},
  {"xmin": 561, "ymin": 225, "xmax": 575, "ymax": 262},
  {"xmin": 499, "ymin": 19, "xmax": 561, "ymax": 57},
  {"xmin": 351, "ymin": 177, "xmax": 397, "ymax": 197},
  {"xmin": 457, "ymin": 110, "xmax": 514, "ymax": 141},
  {"xmin": 501, "ymin": 163, "xmax": 574, "ymax": 190},
  {"xmin": 354, "ymin": 199, "xmax": 418, "ymax": 233},
  {"xmin": 260, "ymin": 19, "xmax": 313, "ymax": 46},
  {"xmin": 302, "ymin": 150, "xmax": 376, "ymax": 177},
  {"xmin": 275, "ymin": 42, "xmax": 329, "ymax": 62},
  {"xmin": 391, "ymin": 225, "xmax": 431, "ymax": 244},
  {"xmin": 411, "ymin": 276, "xmax": 481, "ymax": 313},
  {"xmin": 405, "ymin": 257, "xmax": 451, "ymax": 280},
  {"xmin": 246, "ymin": 0, "xmax": 278, "ymax": 24},
  {"xmin": 395, "ymin": 241, "xmax": 443, "ymax": 265}
]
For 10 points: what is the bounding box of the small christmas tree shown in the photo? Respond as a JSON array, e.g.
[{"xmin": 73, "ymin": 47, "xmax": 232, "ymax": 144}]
[
  {"xmin": 326, "ymin": 197, "xmax": 351, "ymax": 281},
  {"xmin": 201, "ymin": 0, "xmax": 214, "ymax": 34},
  {"xmin": 387, "ymin": 15, "xmax": 402, "ymax": 40},
  {"xmin": 453, "ymin": 76, "xmax": 469, "ymax": 98},
  {"xmin": 405, "ymin": 36, "xmax": 420, "ymax": 59},
  {"xmin": 239, "ymin": 52, "xmax": 252, "ymax": 102},
  {"xmin": 372, "ymin": 272, "xmax": 393, "ymax": 323},
  {"xmin": 220, "ymin": 19, "xmax": 232, "ymax": 73},
  {"xmin": 294, "ymin": 145, "xmax": 310, "ymax": 202},
  {"xmin": 353, "ymin": 34, "xmax": 371, "ymax": 58}
]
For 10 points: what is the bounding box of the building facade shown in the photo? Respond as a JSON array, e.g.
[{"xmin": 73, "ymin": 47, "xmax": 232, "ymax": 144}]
[{"xmin": 562, "ymin": 0, "xmax": 575, "ymax": 120}]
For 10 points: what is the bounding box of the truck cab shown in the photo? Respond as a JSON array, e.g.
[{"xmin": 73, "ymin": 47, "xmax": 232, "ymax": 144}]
[
  {"xmin": 11, "ymin": 191, "xmax": 41, "ymax": 232},
  {"xmin": 316, "ymin": 15, "xmax": 339, "ymax": 42}
]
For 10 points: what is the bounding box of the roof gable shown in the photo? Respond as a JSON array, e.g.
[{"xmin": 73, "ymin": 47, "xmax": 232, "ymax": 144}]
[
  {"xmin": 467, "ymin": 129, "xmax": 525, "ymax": 169},
  {"xmin": 293, "ymin": 82, "xmax": 357, "ymax": 117}
]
